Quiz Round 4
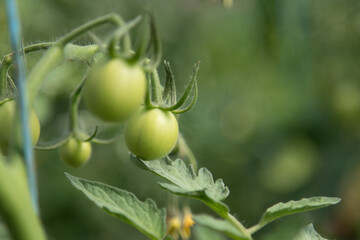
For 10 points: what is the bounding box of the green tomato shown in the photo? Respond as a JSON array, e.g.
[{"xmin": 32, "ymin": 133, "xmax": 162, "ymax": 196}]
[
  {"xmin": 125, "ymin": 108, "xmax": 179, "ymax": 160},
  {"xmin": 82, "ymin": 58, "xmax": 147, "ymax": 122},
  {"xmin": 59, "ymin": 137, "xmax": 92, "ymax": 168},
  {"xmin": 0, "ymin": 100, "xmax": 40, "ymax": 155}
]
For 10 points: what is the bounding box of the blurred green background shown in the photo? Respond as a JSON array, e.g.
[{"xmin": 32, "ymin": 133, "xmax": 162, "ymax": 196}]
[{"xmin": 1, "ymin": 0, "xmax": 360, "ymax": 239}]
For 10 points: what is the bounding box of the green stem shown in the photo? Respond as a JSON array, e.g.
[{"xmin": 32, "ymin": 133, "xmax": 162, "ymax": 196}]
[
  {"xmin": 149, "ymin": 69, "xmax": 163, "ymax": 105},
  {"xmin": 69, "ymin": 79, "xmax": 85, "ymax": 133},
  {"xmin": 0, "ymin": 56, "xmax": 11, "ymax": 97},
  {"xmin": 0, "ymin": 157, "xmax": 46, "ymax": 240},
  {"xmin": 0, "ymin": 42, "xmax": 53, "ymax": 98},
  {"xmin": 108, "ymin": 15, "xmax": 142, "ymax": 58},
  {"xmin": 224, "ymin": 213, "xmax": 252, "ymax": 240},
  {"xmin": 248, "ymin": 224, "xmax": 262, "ymax": 235},
  {"xmin": 57, "ymin": 14, "xmax": 123, "ymax": 46},
  {"xmin": 28, "ymin": 14, "xmax": 124, "ymax": 103},
  {"xmin": 182, "ymin": 138, "xmax": 198, "ymax": 172}
]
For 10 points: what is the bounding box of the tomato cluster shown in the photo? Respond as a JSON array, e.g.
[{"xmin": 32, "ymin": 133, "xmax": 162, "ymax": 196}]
[
  {"xmin": 0, "ymin": 16, "xmax": 196, "ymax": 165},
  {"xmin": 81, "ymin": 57, "xmax": 180, "ymax": 161}
]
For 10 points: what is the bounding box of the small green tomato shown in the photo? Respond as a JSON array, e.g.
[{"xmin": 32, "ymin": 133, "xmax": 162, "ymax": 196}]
[
  {"xmin": 0, "ymin": 100, "xmax": 40, "ymax": 154},
  {"xmin": 59, "ymin": 137, "xmax": 92, "ymax": 168},
  {"xmin": 125, "ymin": 108, "xmax": 179, "ymax": 160},
  {"xmin": 82, "ymin": 58, "xmax": 147, "ymax": 122}
]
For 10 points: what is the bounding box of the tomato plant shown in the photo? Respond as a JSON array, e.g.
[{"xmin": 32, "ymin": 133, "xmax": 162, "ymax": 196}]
[
  {"xmin": 0, "ymin": 100, "xmax": 40, "ymax": 154},
  {"xmin": 125, "ymin": 108, "xmax": 179, "ymax": 160},
  {"xmin": 82, "ymin": 57, "xmax": 146, "ymax": 122},
  {"xmin": 59, "ymin": 137, "xmax": 92, "ymax": 168},
  {"xmin": 0, "ymin": 7, "xmax": 343, "ymax": 240}
]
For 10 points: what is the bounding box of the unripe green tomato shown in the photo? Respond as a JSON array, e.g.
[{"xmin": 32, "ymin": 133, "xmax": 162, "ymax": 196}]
[
  {"xmin": 82, "ymin": 58, "xmax": 147, "ymax": 122},
  {"xmin": 125, "ymin": 108, "xmax": 179, "ymax": 160},
  {"xmin": 59, "ymin": 137, "xmax": 92, "ymax": 168},
  {"xmin": 0, "ymin": 100, "xmax": 40, "ymax": 154}
]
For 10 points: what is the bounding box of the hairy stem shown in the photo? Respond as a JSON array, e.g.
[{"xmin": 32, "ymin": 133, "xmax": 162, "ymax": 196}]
[
  {"xmin": 69, "ymin": 79, "xmax": 85, "ymax": 133},
  {"xmin": 248, "ymin": 224, "xmax": 262, "ymax": 235},
  {"xmin": 0, "ymin": 57, "xmax": 11, "ymax": 97},
  {"xmin": 224, "ymin": 213, "xmax": 252, "ymax": 240},
  {"xmin": 28, "ymin": 14, "xmax": 124, "ymax": 103},
  {"xmin": 0, "ymin": 42, "xmax": 53, "ymax": 98},
  {"xmin": 57, "ymin": 14, "xmax": 123, "ymax": 46}
]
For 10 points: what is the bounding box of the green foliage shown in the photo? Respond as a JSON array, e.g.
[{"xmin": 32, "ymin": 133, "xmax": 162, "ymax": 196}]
[
  {"xmin": 193, "ymin": 225, "xmax": 228, "ymax": 240},
  {"xmin": 293, "ymin": 224, "xmax": 327, "ymax": 240},
  {"xmin": 131, "ymin": 155, "xmax": 229, "ymax": 214},
  {"xmin": 0, "ymin": 2, "xmax": 350, "ymax": 239},
  {"xmin": 260, "ymin": 197, "xmax": 340, "ymax": 226},
  {"xmin": 249, "ymin": 197, "xmax": 341, "ymax": 234},
  {"xmin": 193, "ymin": 214, "xmax": 247, "ymax": 240},
  {"xmin": 65, "ymin": 173, "xmax": 166, "ymax": 240}
]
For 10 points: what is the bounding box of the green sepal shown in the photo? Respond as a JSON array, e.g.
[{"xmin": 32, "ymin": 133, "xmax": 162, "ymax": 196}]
[
  {"xmin": 162, "ymin": 61, "xmax": 176, "ymax": 105},
  {"xmin": 157, "ymin": 62, "xmax": 199, "ymax": 113}
]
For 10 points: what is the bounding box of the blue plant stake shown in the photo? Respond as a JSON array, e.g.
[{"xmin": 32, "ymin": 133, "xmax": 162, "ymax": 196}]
[{"xmin": 5, "ymin": 0, "xmax": 39, "ymax": 214}]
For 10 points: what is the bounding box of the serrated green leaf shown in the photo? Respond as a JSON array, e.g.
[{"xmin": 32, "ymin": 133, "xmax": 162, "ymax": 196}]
[
  {"xmin": 193, "ymin": 214, "xmax": 247, "ymax": 240},
  {"xmin": 65, "ymin": 173, "xmax": 166, "ymax": 240},
  {"xmin": 131, "ymin": 155, "xmax": 229, "ymax": 214},
  {"xmin": 249, "ymin": 197, "xmax": 341, "ymax": 234},
  {"xmin": 293, "ymin": 224, "xmax": 328, "ymax": 240},
  {"xmin": 260, "ymin": 197, "xmax": 340, "ymax": 226}
]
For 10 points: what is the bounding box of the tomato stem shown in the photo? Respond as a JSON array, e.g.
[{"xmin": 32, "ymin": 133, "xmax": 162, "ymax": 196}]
[
  {"xmin": 143, "ymin": 12, "xmax": 162, "ymax": 71},
  {"xmin": 57, "ymin": 14, "xmax": 124, "ymax": 46},
  {"xmin": 224, "ymin": 213, "xmax": 253, "ymax": 240},
  {"xmin": 0, "ymin": 57, "xmax": 10, "ymax": 98},
  {"xmin": 0, "ymin": 42, "xmax": 53, "ymax": 99},
  {"xmin": 149, "ymin": 69, "xmax": 163, "ymax": 105},
  {"xmin": 248, "ymin": 224, "xmax": 262, "ymax": 235},
  {"xmin": 69, "ymin": 78, "xmax": 85, "ymax": 133},
  {"xmin": 108, "ymin": 15, "xmax": 142, "ymax": 59},
  {"xmin": 27, "ymin": 14, "xmax": 127, "ymax": 103},
  {"xmin": 178, "ymin": 134, "xmax": 198, "ymax": 171}
]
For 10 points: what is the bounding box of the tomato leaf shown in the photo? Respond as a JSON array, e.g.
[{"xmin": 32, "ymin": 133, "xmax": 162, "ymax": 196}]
[
  {"xmin": 260, "ymin": 197, "xmax": 340, "ymax": 226},
  {"xmin": 65, "ymin": 173, "xmax": 166, "ymax": 240},
  {"xmin": 293, "ymin": 224, "xmax": 328, "ymax": 240},
  {"xmin": 249, "ymin": 197, "xmax": 341, "ymax": 234},
  {"xmin": 193, "ymin": 225, "xmax": 228, "ymax": 240},
  {"xmin": 130, "ymin": 155, "xmax": 230, "ymax": 215},
  {"xmin": 193, "ymin": 214, "xmax": 248, "ymax": 240}
]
